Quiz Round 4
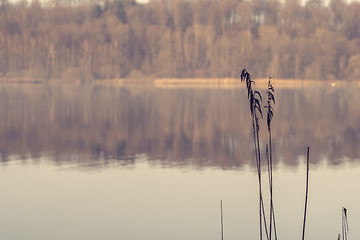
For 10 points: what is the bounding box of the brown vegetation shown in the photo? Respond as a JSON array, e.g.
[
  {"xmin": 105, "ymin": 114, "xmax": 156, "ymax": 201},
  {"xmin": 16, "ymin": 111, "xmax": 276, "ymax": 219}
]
[{"xmin": 0, "ymin": 0, "xmax": 360, "ymax": 81}]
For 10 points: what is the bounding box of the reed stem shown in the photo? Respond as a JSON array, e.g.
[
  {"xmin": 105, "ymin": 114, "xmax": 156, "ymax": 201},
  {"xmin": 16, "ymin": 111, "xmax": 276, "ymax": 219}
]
[
  {"xmin": 221, "ymin": 200, "xmax": 224, "ymax": 240},
  {"xmin": 342, "ymin": 207, "xmax": 348, "ymax": 240},
  {"xmin": 252, "ymin": 118, "xmax": 263, "ymax": 240},
  {"xmin": 301, "ymin": 147, "xmax": 310, "ymax": 240},
  {"xmin": 242, "ymin": 69, "xmax": 269, "ymax": 240},
  {"xmin": 265, "ymin": 76, "xmax": 277, "ymax": 240}
]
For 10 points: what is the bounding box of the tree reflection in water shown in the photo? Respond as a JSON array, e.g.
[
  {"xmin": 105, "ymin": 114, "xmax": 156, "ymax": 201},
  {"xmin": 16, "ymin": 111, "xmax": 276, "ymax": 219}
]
[{"xmin": 0, "ymin": 84, "xmax": 359, "ymax": 169}]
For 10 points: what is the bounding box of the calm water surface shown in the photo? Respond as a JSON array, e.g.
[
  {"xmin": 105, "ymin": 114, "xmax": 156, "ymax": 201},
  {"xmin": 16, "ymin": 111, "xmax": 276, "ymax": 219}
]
[{"xmin": 0, "ymin": 83, "xmax": 359, "ymax": 239}]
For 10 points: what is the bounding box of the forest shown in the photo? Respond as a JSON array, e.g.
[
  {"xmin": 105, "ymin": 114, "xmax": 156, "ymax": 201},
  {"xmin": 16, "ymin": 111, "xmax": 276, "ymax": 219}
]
[{"xmin": 0, "ymin": 0, "xmax": 360, "ymax": 81}]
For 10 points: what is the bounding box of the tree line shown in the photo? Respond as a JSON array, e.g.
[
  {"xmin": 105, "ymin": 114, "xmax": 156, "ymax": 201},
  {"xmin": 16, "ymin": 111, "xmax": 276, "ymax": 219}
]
[{"xmin": 0, "ymin": 0, "xmax": 360, "ymax": 81}]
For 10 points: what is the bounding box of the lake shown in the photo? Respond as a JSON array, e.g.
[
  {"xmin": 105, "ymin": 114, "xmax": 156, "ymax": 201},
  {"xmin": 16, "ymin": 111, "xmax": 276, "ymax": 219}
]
[{"xmin": 0, "ymin": 83, "xmax": 359, "ymax": 240}]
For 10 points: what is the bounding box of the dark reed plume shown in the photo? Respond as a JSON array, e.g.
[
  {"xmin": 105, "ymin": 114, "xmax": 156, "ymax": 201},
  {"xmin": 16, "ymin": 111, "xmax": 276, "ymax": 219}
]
[
  {"xmin": 265, "ymin": 77, "xmax": 277, "ymax": 240},
  {"xmin": 241, "ymin": 69, "xmax": 268, "ymax": 240},
  {"xmin": 301, "ymin": 147, "xmax": 310, "ymax": 240},
  {"xmin": 342, "ymin": 207, "xmax": 349, "ymax": 240},
  {"xmin": 264, "ymin": 77, "xmax": 275, "ymax": 132}
]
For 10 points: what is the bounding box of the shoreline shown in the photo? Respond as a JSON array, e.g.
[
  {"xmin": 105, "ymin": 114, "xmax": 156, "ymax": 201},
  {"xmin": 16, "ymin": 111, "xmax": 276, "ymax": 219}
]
[{"xmin": 0, "ymin": 77, "xmax": 358, "ymax": 88}]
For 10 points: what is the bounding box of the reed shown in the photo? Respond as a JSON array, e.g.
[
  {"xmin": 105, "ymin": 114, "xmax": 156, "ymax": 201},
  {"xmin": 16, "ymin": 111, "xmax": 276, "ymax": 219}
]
[
  {"xmin": 265, "ymin": 77, "xmax": 277, "ymax": 240},
  {"xmin": 342, "ymin": 207, "xmax": 349, "ymax": 240},
  {"xmin": 241, "ymin": 69, "xmax": 268, "ymax": 240},
  {"xmin": 221, "ymin": 200, "xmax": 224, "ymax": 240},
  {"xmin": 241, "ymin": 69, "xmax": 313, "ymax": 240},
  {"xmin": 301, "ymin": 147, "xmax": 310, "ymax": 240},
  {"xmin": 337, "ymin": 207, "xmax": 349, "ymax": 240}
]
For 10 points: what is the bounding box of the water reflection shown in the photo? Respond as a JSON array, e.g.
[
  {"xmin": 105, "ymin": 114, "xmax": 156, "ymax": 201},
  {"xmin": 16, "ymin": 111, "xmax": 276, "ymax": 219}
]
[{"xmin": 0, "ymin": 84, "xmax": 359, "ymax": 168}]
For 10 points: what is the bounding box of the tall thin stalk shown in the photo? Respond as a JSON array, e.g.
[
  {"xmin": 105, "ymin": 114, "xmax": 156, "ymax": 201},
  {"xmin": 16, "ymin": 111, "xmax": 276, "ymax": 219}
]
[
  {"xmin": 338, "ymin": 207, "xmax": 349, "ymax": 240},
  {"xmin": 301, "ymin": 147, "xmax": 310, "ymax": 240},
  {"xmin": 221, "ymin": 200, "xmax": 224, "ymax": 240},
  {"xmin": 342, "ymin": 207, "xmax": 348, "ymax": 240},
  {"xmin": 265, "ymin": 77, "xmax": 277, "ymax": 240},
  {"xmin": 241, "ymin": 69, "xmax": 268, "ymax": 240}
]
